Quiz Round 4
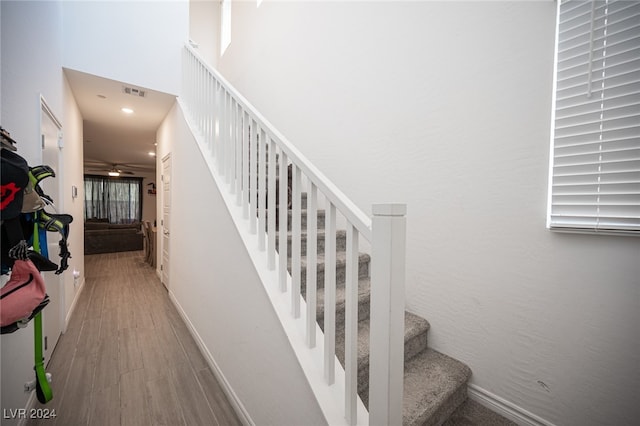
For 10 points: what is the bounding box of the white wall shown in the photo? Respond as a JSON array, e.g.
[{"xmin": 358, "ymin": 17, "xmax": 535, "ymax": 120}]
[
  {"xmin": 156, "ymin": 103, "xmax": 327, "ymax": 425},
  {"xmin": 189, "ymin": 0, "xmax": 220, "ymax": 68},
  {"xmin": 61, "ymin": 72, "xmax": 86, "ymax": 321},
  {"xmin": 215, "ymin": 2, "xmax": 640, "ymax": 426},
  {"xmin": 62, "ymin": 0, "xmax": 189, "ymax": 96},
  {"xmin": 1, "ymin": 1, "xmax": 63, "ymax": 165},
  {"xmin": 0, "ymin": 2, "xmax": 83, "ymax": 422}
]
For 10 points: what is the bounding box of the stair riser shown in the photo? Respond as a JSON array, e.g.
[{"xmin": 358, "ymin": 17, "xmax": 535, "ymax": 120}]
[
  {"xmin": 424, "ymin": 386, "xmax": 468, "ymax": 426},
  {"xmin": 265, "ymin": 194, "xmax": 471, "ymax": 426},
  {"xmin": 277, "ymin": 230, "xmax": 347, "ymax": 257},
  {"xmin": 257, "ymin": 183, "xmax": 306, "ymax": 209},
  {"xmin": 316, "ymin": 292, "xmax": 371, "ymax": 330},
  {"xmin": 272, "ymin": 209, "xmax": 326, "ymax": 231},
  {"xmin": 356, "ymin": 330, "xmax": 429, "ymax": 408},
  {"xmin": 288, "ymin": 210, "xmax": 326, "ymax": 231},
  {"xmin": 296, "ymin": 255, "xmax": 370, "ymax": 291}
]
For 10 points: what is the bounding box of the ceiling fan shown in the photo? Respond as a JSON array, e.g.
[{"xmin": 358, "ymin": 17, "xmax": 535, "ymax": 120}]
[{"xmin": 86, "ymin": 163, "xmax": 137, "ymax": 176}]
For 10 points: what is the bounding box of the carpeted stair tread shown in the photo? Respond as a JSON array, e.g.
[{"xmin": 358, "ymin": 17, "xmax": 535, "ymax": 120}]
[
  {"xmin": 289, "ymin": 251, "xmax": 371, "ymax": 290},
  {"xmin": 301, "ymin": 251, "xmax": 370, "ymax": 274},
  {"xmin": 402, "ymin": 349, "xmax": 472, "ymax": 426},
  {"xmin": 315, "ymin": 277, "xmax": 371, "ymax": 325},
  {"xmin": 334, "ymin": 312, "xmax": 430, "ymax": 385},
  {"xmin": 272, "ymin": 208, "xmax": 327, "ymax": 231},
  {"xmin": 276, "ymin": 229, "xmax": 347, "ymax": 256},
  {"xmin": 268, "ymin": 190, "xmax": 477, "ymax": 425},
  {"xmin": 442, "ymin": 399, "xmax": 518, "ymax": 426}
]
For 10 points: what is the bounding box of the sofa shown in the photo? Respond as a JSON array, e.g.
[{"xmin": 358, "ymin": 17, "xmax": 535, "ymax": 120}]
[{"xmin": 84, "ymin": 219, "xmax": 144, "ymax": 255}]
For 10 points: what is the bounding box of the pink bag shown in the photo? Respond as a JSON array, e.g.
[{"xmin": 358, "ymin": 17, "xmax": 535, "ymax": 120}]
[{"xmin": 1, "ymin": 259, "xmax": 46, "ymax": 326}]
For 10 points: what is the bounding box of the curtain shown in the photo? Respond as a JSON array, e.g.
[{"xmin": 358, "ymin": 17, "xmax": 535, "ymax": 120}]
[{"xmin": 84, "ymin": 175, "xmax": 143, "ymax": 224}]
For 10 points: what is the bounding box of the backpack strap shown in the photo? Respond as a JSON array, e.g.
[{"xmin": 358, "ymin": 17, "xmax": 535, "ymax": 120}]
[
  {"xmin": 36, "ymin": 210, "xmax": 72, "ymax": 274},
  {"xmin": 29, "ymin": 224, "xmax": 53, "ymax": 403},
  {"xmin": 33, "ymin": 309, "xmax": 52, "ymax": 403}
]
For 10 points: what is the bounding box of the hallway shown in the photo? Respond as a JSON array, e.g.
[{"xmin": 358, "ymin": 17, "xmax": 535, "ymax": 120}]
[{"xmin": 27, "ymin": 251, "xmax": 242, "ymax": 426}]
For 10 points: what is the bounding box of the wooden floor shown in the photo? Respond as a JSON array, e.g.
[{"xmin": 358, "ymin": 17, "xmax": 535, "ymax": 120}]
[{"xmin": 27, "ymin": 251, "xmax": 242, "ymax": 426}]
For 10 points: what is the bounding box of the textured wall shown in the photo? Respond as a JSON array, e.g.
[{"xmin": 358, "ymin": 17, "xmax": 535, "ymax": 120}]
[{"xmin": 215, "ymin": 1, "xmax": 640, "ymax": 425}]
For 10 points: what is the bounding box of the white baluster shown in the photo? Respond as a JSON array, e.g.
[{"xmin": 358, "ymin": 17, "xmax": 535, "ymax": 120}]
[
  {"xmin": 291, "ymin": 165, "xmax": 302, "ymax": 318},
  {"xmin": 202, "ymin": 76, "xmax": 207, "ymax": 152},
  {"xmin": 278, "ymin": 151, "xmax": 288, "ymax": 292},
  {"xmin": 249, "ymin": 120, "xmax": 257, "ymax": 234},
  {"xmin": 369, "ymin": 203, "xmax": 406, "ymax": 426},
  {"xmin": 345, "ymin": 224, "xmax": 359, "ymax": 426},
  {"xmin": 267, "ymin": 137, "xmax": 276, "ymax": 269},
  {"xmin": 193, "ymin": 60, "xmax": 198, "ymax": 129},
  {"xmin": 324, "ymin": 202, "xmax": 336, "ymax": 385},
  {"xmin": 226, "ymin": 95, "xmax": 234, "ymax": 186},
  {"xmin": 236, "ymin": 103, "xmax": 243, "ymax": 205},
  {"xmin": 220, "ymin": 90, "xmax": 227, "ymax": 175},
  {"xmin": 306, "ymin": 183, "xmax": 318, "ymax": 348},
  {"xmin": 212, "ymin": 80, "xmax": 217, "ymax": 153},
  {"xmin": 202, "ymin": 74, "xmax": 208, "ymax": 150},
  {"xmin": 214, "ymin": 82, "xmax": 220, "ymax": 161},
  {"xmin": 242, "ymin": 111, "xmax": 249, "ymax": 219},
  {"xmin": 258, "ymin": 128, "xmax": 267, "ymax": 250},
  {"xmin": 196, "ymin": 62, "xmax": 202, "ymax": 132},
  {"xmin": 213, "ymin": 81, "xmax": 219, "ymax": 157},
  {"xmin": 209, "ymin": 78, "xmax": 215, "ymax": 155},
  {"xmin": 200, "ymin": 64, "xmax": 206, "ymax": 137}
]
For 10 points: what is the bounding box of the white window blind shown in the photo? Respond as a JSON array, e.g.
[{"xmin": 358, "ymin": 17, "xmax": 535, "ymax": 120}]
[{"xmin": 549, "ymin": 0, "xmax": 640, "ymax": 234}]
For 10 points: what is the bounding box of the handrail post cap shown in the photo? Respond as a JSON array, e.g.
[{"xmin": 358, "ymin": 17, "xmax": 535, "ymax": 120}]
[{"xmin": 372, "ymin": 203, "xmax": 407, "ymax": 217}]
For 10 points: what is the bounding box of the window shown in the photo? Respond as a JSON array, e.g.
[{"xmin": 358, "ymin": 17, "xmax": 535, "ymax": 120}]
[
  {"xmin": 221, "ymin": 0, "xmax": 231, "ymax": 55},
  {"xmin": 548, "ymin": 0, "xmax": 640, "ymax": 234},
  {"xmin": 84, "ymin": 175, "xmax": 142, "ymax": 224}
]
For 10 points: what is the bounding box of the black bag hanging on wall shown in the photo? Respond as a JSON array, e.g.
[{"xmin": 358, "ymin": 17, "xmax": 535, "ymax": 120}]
[
  {"xmin": 1, "ymin": 147, "xmax": 30, "ymax": 270},
  {"xmin": 1, "ymin": 127, "xmax": 55, "ymax": 403}
]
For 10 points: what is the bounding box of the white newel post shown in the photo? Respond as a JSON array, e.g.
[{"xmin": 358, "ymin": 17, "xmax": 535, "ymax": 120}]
[{"xmin": 369, "ymin": 203, "xmax": 406, "ymax": 426}]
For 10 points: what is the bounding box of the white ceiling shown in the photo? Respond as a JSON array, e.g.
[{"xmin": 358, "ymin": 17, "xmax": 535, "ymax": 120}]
[{"xmin": 65, "ymin": 68, "xmax": 176, "ymax": 176}]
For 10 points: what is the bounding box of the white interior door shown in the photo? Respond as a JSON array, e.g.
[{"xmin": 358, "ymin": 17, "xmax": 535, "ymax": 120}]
[
  {"xmin": 40, "ymin": 97, "xmax": 63, "ymax": 364},
  {"xmin": 161, "ymin": 154, "xmax": 171, "ymax": 290}
]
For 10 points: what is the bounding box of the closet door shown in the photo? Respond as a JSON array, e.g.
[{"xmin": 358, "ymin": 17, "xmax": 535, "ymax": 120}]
[
  {"xmin": 161, "ymin": 154, "xmax": 171, "ymax": 290},
  {"xmin": 40, "ymin": 98, "xmax": 64, "ymax": 364}
]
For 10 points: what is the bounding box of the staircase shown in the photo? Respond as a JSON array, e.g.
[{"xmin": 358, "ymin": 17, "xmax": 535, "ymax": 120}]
[
  {"xmin": 182, "ymin": 43, "xmax": 473, "ymax": 426},
  {"xmin": 277, "ymin": 193, "xmax": 472, "ymax": 426}
]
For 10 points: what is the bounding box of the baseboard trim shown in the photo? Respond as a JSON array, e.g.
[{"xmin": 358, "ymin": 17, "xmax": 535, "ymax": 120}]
[
  {"xmin": 168, "ymin": 290, "xmax": 255, "ymax": 426},
  {"xmin": 64, "ymin": 276, "xmax": 85, "ymax": 329},
  {"xmin": 468, "ymin": 384, "xmax": 557, "ymax": 426}
]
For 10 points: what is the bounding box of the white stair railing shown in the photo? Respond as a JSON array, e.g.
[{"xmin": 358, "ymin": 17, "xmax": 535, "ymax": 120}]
[{"xmin": 181, "ymin": 44, "xmax": 406, "ymax": 426}]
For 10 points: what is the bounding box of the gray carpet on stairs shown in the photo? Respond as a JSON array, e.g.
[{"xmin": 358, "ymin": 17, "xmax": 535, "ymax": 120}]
[
  {"xmin": 443, "ymin": 399, "xmax": 518, "ymax": 426},
  {"xmin": 275, "ymin": 197, "xmax": 516, "ymax": 426}
]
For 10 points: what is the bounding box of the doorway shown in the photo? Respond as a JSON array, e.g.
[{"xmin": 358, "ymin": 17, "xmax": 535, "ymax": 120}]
[
  {"xmin": 161, "ymin": 154, "xmax": 171, "ymax": 290},
  {"xmin": 39, "ymin": 96, "xmax": 64, "ymax": 364}
]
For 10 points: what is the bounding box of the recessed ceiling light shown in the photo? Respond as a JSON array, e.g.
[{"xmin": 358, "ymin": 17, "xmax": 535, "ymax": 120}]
[
  {"xmin": 121, "ymin": 107, "xmax": 134, "ymax": 114},
  {"xmin": 148, "ymin": 152, "xmax": 156, "ymax": 157}
]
